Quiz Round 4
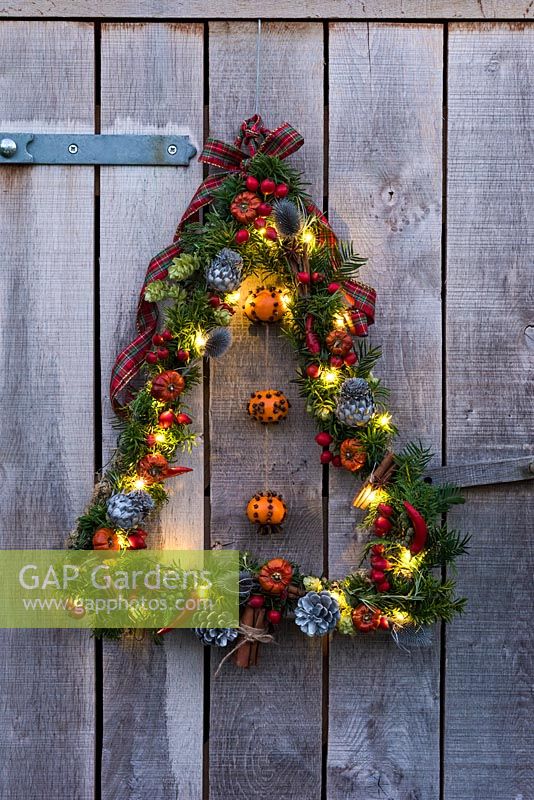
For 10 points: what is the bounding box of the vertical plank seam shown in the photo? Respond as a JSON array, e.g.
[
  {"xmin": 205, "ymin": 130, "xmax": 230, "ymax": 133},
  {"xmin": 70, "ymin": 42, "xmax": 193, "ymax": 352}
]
[
  {"xmin": 93, "ymin": 20, "xmax": 103, "ymax": 800},
  {"xmin": 202, "ymin": 20, "xmax": 211, "ymax": 800},
  {"xmin": 321, "ymin": 21, "xmax": 329, "ymax": 800},
  {"xmin": 439, "ymin": 21, "xmax": 449, "ymax": 800}
]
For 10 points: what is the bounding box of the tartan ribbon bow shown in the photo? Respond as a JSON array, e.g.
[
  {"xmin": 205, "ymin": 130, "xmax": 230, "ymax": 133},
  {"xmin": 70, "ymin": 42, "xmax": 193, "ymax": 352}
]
[
  {"xmin": 109, "ymin": 115, "xmax": 304, "ymax": 413},
  {"xmin": 173, "ymin": 114, "xmax": 305, "ymax": 239}
]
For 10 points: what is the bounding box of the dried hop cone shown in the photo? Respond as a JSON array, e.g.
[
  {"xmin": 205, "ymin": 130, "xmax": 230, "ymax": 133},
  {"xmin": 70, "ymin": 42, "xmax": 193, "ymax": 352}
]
[
  {"xmin": 206, "ymin": 248, "xmax": 243, "ymax": 292},
  {"xmin": 335, "ymin": 377, "xmax": 375, "ymax": 427},
  {"xmin": 195, "ymin": 627, "xmax": 239, "ymax": 647},
  {"xmin": 273, "ymin": 199, "xmax": 303, "ymax": 237},
  {"xmin": 106, "ymin": 491, "xmax": 155, "ymax": 530},
  {"xmin": 295, "ymin": 591, "xmax": 341, "ymax": 637}
]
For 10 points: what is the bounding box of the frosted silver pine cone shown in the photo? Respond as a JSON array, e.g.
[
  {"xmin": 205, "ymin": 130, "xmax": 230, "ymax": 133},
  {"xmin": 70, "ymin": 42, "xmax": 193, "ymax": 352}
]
[
  {"xmin": 106, "ymin": 491, "xmax": 155, "ymax": 530},
  {"xmin": 294, "ymin": 591, "xmax": 340, "ymax": 637},
  {"xmin": 206, "ymin": 248, "xmax": 243, "ymax": 292},
  {"xmin": 273, "ymin": 199, "xmax": 303, "ymax": 237},
  {"xmin": 194, "ymin": 627, "xmax": 239, "ymax": 647},
  {"xmin": 335, "ymin": 377, "xmax": 375, "ymax": 427},
  {"xmin": 204, "ymin": 326, "xmax": 232, "ymax": 359}
]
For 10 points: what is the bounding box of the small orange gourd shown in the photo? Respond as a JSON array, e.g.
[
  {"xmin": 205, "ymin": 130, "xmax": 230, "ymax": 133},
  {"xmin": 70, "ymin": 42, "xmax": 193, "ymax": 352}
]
[
  {"xmin": 92, "ymin": 527, "xmax": 120, "ymax": 550},
  {"xmin": 258, "ymin": 558, "xmax": 294, "ymax": 594},
  {"xmin": 340, "ymin": 438, "xmax": 367, "ymax": 472},
  {"xmin": 326, "ymin": 329, "xmax": 353, "ymax": 357},
  {"xmin": 230, "ymin": 191, "xmax": 261, "ymax": 223},
  {"xmin": 246, "ymin": 491, "xmax": 287, "ymax": 534},
  {"xmin": 150, "ymin": 370, "xmax": 185, "ymax": 402},
  {"xmin": 247, "ymin": 389, "xmax": 290, "ymax": 423}
]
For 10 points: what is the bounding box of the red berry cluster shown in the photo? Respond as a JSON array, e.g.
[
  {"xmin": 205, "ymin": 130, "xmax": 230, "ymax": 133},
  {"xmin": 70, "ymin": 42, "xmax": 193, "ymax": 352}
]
[
  {"xmin": 233, "ymin": 175, "xmax": 290, "ymax": 245},
  {"xmin": 247, "ymin": 593, "xmax": 283, "ymax": 625},
  {"xmin": 314, "ymin": 432, "xmax": 342, "ymax": 467},
  {"xmin": 145, "ymin": 329, "xmax": 174, "ymax": 364}
]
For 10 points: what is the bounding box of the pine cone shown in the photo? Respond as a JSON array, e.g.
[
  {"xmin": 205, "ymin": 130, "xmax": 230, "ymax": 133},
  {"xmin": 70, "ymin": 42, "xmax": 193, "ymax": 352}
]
[
  {"xmin": 106, "ymin": 491, "xmax": 155, "ymax": 530},
  {"xmin": 204, "ymin": 326, "xmax": 232, "ymax": 359},
  {"xmin": 335, "ymin": 377, "xmax": 375, "ymax": 427},
  {"xmin": 294, "ymin": 591, "xmax": 340, "ymax": 637},
  {"xmin": 206, "ymin": 248, "xmax": 243, "ymax": 292},
  {"xmin": 194, "ymin": 627, "xmax": 239, "ymax": 647},
  {"xmin": 273, "ymin": 199, "xmax": 303, "ymax": 237}
]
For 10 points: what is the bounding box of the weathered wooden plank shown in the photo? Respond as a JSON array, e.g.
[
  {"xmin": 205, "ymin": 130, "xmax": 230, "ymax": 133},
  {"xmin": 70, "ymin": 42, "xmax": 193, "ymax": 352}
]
[
  {"xmin": 208, "ymin": 21, "xmax": 324, "ymax": 800},
  {"xmin": 446, "ymin": 24, "xmax": 534, "ymax": 800},
  {"xmin": 99, "ymin": 23, "xmax": 205, "ymax": 800},
  {"xmin": 0, "ymin": 21, "xmax": 95, "ymax": 800},
  {"xmin": 425, "ymin": 456, "xmax": 534, "ymax": 487},
  {"xmin": 328, "ymin": 23, "xmax": 444, "ymax": 799},
  {"xmin": 1, "ymin": 0, "xmax": 533, "ymax": 19}
]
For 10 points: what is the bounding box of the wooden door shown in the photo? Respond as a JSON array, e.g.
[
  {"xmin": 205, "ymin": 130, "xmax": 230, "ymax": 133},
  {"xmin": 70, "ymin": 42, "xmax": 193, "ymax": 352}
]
[{"xmin": 0, "ymin": 9, "xmax": 532, "ymax": 800}]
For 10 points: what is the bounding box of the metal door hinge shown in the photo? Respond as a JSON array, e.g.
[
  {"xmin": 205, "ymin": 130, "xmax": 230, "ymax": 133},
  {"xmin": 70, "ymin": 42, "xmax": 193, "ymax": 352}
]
[{"xmin": 0, "ymin": 133, "xmax": 196, "ymax": 166}]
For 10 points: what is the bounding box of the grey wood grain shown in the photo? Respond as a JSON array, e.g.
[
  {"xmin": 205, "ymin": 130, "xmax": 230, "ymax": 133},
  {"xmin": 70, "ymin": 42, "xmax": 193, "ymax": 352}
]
[
  {"xmin": 0, "ymin": 21, "xmax": 95, "ymax": 800},
  {"xmin": 98, "ymin": 23, "xmax": 205, "ymax": 800},
  {"xmin": 208, "ymin": 21, "xmax": 324, "ymax": 800},
  {"xmin": 425, "ymin": 456, "xmax": 534, "ymax": 487},
  {"xmin": 445, "ymin": 24, "xmax": 534, "ymax": 800},
  {"xmin": 328, "ymin": 23, "xmax": 444, "ymax": 799},
  {"xmin": 2, "ymin": 1, "xmax": 533, "ymax": 19}
]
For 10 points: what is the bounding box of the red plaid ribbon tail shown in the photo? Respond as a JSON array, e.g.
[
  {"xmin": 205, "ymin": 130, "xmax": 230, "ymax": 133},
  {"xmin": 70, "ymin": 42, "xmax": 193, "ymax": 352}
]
[
  {"xmin": 109, "ymin": 241, "xmax": 182, "ymax": 414},
  {"xmin": 343, "ymin": 280, "xmax": 377, "ymax": 337}
]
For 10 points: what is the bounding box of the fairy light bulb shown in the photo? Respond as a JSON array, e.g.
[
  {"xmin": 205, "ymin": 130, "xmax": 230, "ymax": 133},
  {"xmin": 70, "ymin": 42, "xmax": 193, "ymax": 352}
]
[
  {"xmin": 225, "ymin": 290, "xmax": 241, "ymax": 305},
  {"xmin": 154, "ymin": 432, "xmax": 166, "ymax": 444},
  {"xmin": 322, "ymin": 369, "xmax": 338, "ymax": 385},
  {"xmin": 302, "ymin": 230, "xmax": 315, "ymax": 247},
  {"xmin": 375, "ymin": 412, "xmax": 392, "ymax": 429},
  {"xmin": 195, "ymin": 331, "xmax": 207, "ymax": 350},
  {"xmin": 133, "ymin": 478, "xmax": 146, "ymax": 490}
]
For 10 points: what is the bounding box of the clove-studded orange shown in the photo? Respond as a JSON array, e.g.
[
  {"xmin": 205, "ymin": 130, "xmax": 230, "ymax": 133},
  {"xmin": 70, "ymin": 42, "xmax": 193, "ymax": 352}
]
[
  {"xmin": 247, "ymin": 389, "xmax": 290, "ymax": 423},
  {"xmin": 246, "ymin": 491, "xmax": 287, "ymax": 534},
  {"xmin": 243, "ymin": 286, "xmax": 287, "ymax": 323}
]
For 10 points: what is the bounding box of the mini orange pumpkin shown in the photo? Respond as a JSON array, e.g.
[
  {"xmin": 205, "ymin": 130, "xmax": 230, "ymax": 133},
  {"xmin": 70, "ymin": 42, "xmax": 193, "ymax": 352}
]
[
  {"xmin": 150, "ymin": 370, "xmax": 185, "ymax": 402},
  {"xmin": 351, "ymin": 603, "xmax": 381, "ymax": 632},
  {"xmin": 246, "ymin": 491, "xmax": 287, "ymax": 534},
  {"xmin": 230, "ymin": 191, "xmax": 261, "ymax": 223},
  {"xmin": 326, "ymin": 329, "xmax": 353, "ymax": 357},
  {"xmin": 340, "ymin": 438, "xmax": 367, "ymax": 472},
  {"xmin": 92, "ymin": 527, "xmax": 120, "ymax": 550},
  {"xmin": 247, "ymin": 389, "xmax": 290, "ymax": 423},
  {"xmin": 243, "ymin": 286, "xmax": 287, "ymax": 323},
  {"xmin": 258, "ymin": 558, "xmax": 293, "ymax": 594}
]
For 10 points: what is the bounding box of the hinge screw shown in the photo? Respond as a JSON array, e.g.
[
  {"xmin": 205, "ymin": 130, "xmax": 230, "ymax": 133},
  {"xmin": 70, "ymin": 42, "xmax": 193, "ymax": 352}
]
[
  {"xmin": 167, "ymin": 144, "xmax": 177, "ymax": 155},
  {"xmin": 0, "ymin": 138, "xmax": 17, "ymax": 158},
  {"xmin": 68, "ymin": 143, "xmax": 79, "ymax": 155}
]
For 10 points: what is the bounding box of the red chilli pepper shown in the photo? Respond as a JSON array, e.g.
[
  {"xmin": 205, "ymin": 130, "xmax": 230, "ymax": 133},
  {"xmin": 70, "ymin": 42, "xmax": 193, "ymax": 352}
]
[
  {"xmin": 305, "ymin": 314, "xmax": 321, "ymax": 355},
  {"xmin": 403, "ymin": 501, "xmax": 428, "ymax": 555}
]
